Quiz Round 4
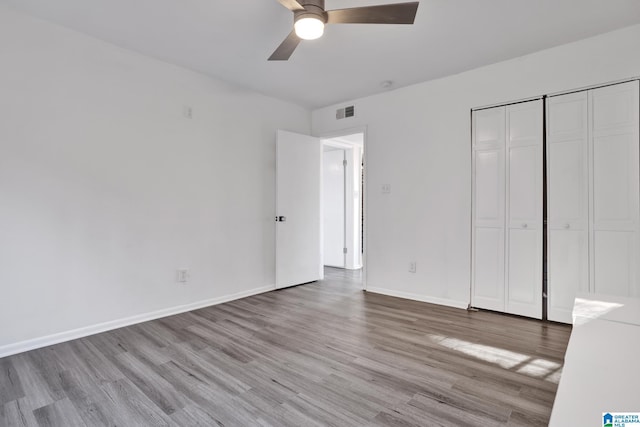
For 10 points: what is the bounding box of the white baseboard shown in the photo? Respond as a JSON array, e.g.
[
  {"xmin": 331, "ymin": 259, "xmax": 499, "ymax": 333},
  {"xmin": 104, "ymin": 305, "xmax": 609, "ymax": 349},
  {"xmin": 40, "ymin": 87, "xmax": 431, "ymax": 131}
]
[
  {"xmin": 366, "ymin": 286, "xmax": 469, "ymax": 310},
  {"xmin": 0, "ymin": 284, "xmax": 275, "ymax": 359}
]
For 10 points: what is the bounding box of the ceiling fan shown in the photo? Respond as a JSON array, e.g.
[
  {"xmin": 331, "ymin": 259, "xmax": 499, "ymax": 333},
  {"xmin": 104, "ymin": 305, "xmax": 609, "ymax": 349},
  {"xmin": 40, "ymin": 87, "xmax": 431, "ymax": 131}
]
[{"xmin": 269, "ymin": 0, "xmax": 419, "ymax": 61}]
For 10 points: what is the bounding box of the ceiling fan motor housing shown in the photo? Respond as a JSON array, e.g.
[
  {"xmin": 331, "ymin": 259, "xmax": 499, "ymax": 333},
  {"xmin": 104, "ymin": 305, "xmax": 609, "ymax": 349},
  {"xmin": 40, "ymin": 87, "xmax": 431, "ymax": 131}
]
[{"xmin": 294, "ymin": 0, "xmax": 328, "ymax": 24}]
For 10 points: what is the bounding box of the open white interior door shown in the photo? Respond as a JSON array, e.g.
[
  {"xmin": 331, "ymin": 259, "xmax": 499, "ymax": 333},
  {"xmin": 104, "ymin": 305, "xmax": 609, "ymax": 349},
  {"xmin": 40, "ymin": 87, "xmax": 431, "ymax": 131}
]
[{"xmin": 276, "ymin": 130, "xmax": 322, "ymax": 289}]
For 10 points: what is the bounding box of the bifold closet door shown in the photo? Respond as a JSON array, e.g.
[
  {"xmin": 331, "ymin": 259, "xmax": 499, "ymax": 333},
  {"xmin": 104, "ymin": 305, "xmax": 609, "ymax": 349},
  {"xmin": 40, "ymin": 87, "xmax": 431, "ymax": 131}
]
[
  {"xmin": 546, "ymin": 92, "xmax": 590, "ymax": 323},
  {"xmin": 472, "ymin": 107, "xmax": 506, "ymax": 312},
  {"xmin": 472, "ymin": 100, "xmax": 543, "ymax": 318},
  {"xmin": 505, "ymin": 101, "xmax": 543, "ymax": 319},
  {"xmin": 590, "ymin": 81, "xmax": 640, "ymax": 297},
  {"xmin": 547, "ymin": 80, "xmax": 640, "ymax": 323}
]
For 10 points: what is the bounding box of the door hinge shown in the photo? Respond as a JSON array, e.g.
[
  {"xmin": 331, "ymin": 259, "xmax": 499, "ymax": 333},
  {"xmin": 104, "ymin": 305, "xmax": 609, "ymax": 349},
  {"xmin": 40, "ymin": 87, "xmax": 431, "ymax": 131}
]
[
  {"xmin": 343, "ymin": 247, "xmax": 348, "ymax": 254},
  {"xmin": 343, "ymin": 160, "xmax": 347, "ymax": 167}
]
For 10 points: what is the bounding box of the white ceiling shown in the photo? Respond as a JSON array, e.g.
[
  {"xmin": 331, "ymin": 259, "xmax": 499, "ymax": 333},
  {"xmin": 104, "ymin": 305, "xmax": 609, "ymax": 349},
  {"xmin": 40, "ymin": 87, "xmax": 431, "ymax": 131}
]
[{"xmin": 3, "ymin": 0, "xmax": 640, "ymax": 109}]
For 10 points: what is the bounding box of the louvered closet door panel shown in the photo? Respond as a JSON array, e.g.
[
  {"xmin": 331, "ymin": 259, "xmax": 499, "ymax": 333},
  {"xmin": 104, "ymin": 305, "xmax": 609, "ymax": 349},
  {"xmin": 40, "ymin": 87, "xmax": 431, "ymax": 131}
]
[
  {"xmin": 472, "ymin": 107, "xmax": 506, "ymax": 312},
  {"xmin": 506, "ymin": 100, "xmax": 543, "ymax": 319},
  {"xmin": 546, "ymin": 92, "xmax": 589, "ymax": 323},
  {"xmin": 590, "ymin": 81, "xmax": 640, "ymax": 297}
]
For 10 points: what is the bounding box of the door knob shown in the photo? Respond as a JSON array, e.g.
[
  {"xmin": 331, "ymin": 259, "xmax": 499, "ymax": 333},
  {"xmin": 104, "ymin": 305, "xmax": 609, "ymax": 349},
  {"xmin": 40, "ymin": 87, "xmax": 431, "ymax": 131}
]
[
  {"xmin": 564, "ymin": 223, "xmax": 570, "ymax": 229},
  {"xmin": 522, "ymin": 223, "xmax": 528, "ymax": 229}
]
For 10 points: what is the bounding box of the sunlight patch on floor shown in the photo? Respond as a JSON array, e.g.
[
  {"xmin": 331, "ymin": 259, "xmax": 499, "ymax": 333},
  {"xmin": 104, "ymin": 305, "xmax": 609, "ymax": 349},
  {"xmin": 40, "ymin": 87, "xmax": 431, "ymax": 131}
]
[
  {"xmin": 516, "ymin": 357, "xmax": 561, "ymax": 379},
  {"xmin": 429, "ymin": 334, "xmax": 561, "ymax": 382}
]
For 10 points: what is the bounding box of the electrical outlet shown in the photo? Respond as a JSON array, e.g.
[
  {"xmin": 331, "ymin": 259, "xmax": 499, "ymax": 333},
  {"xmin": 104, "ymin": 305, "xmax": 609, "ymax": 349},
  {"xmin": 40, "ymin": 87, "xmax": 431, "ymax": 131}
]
[
  {"xmin": 382, "ymin": 184, "xmax": 391, "ymax": 194},
  {"xmin": 409, "ymin": 261, "xmax": 416, "ymax": 273},
  {"xmin": 177, "ymin": 269, "xmax": 189, "ymax": 283},
  {"xmin": 183, "ymin": 106, "xmax": 193, "ymax": 119}
]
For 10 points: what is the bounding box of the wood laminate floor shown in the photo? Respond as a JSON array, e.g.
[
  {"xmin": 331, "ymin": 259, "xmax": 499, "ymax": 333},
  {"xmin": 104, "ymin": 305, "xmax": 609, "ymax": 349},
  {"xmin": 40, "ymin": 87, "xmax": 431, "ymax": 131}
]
[{"xmin": 0, "ymin": 268, "xmax": 571, "ymax": 426}]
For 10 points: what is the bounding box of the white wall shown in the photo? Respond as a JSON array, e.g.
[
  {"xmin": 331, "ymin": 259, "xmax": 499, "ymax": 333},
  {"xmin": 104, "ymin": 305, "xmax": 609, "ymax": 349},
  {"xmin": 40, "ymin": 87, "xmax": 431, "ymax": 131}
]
[
  {"xmin": 323, "ymin": 149, "xmax": 345, "ymax": 267},
  {"xmin": 312, "ymin": 24, "xmax": 640, "ymax": 308},
  {"xmin": 0, "ymin": 5, "xmax": 310, "ymax": 355}
]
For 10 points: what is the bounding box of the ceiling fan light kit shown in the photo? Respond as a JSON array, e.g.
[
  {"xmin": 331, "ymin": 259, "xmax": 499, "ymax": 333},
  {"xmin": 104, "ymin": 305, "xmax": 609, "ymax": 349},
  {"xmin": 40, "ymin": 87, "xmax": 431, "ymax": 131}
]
[
  {"xmin": 294, "ymin": 16, "xmax": 325, "ymax": 40},
  {"xmin": 270, "ymin": 0, "xmax": 419, "ymax": 61}
]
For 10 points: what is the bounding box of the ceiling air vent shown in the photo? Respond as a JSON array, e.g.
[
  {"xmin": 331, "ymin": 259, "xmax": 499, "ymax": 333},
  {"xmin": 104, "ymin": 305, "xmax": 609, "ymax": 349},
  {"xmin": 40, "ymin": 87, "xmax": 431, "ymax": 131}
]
[{"xmin": 336, "ymin": 105, "xmax": 355, "ymax": 120}]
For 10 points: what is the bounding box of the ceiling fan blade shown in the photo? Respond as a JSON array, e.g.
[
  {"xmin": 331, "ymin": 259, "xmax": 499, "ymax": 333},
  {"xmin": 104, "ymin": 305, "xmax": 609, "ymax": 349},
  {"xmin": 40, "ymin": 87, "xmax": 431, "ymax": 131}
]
[
  {"xmin": 268, "ymin": 30, "xmax": 302, "ymax": 61},
  {"xmin": 277, "ymin": 0, "xmax": 305, "ymax": 11},
  {"xmin": 326, "ymin": 2, "xmax": 419, "ymax": 25}
]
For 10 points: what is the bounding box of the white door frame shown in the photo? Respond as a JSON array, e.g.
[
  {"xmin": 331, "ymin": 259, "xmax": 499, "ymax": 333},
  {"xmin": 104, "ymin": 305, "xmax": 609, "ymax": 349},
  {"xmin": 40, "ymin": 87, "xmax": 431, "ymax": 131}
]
[{"xmin": 318, "ymin": 126, "xmax": 368, "ymax": 291}]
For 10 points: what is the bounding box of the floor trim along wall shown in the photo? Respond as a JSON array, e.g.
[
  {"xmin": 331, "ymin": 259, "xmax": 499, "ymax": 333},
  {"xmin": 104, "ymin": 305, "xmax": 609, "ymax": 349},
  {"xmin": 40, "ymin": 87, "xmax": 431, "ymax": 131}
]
[
  {"xmin": 0, "ymin": 284, "xmax": 275, "ymax": 359},
  {"xmin": 365, "ymin": 286, "xmax": 469, "ymax": 310}
]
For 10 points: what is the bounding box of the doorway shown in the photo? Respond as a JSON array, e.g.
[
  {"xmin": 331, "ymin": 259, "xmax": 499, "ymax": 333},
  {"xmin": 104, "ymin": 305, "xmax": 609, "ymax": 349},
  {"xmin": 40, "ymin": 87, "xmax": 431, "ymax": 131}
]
[{"xmin": 321, "ymin": 132, "xmax": 365, "ymax": 275}]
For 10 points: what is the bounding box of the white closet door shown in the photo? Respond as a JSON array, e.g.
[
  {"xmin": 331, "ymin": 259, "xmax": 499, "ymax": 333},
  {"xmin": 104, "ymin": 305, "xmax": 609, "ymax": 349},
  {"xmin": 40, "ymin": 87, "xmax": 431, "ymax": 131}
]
[
  {"xmin": 546, "ymin": 92, "xmax": 589, "ymax": 323},
  {"xmin": 590, "ymin": 81, "xmax": 640, "ymax": 297},
  {"xmin": 472, "ymin": 107, "xmax": 506, "ymax": 312},
  {"xmin": 505, "ymin": 100, "xmax": 543, "ymax": 319}
]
